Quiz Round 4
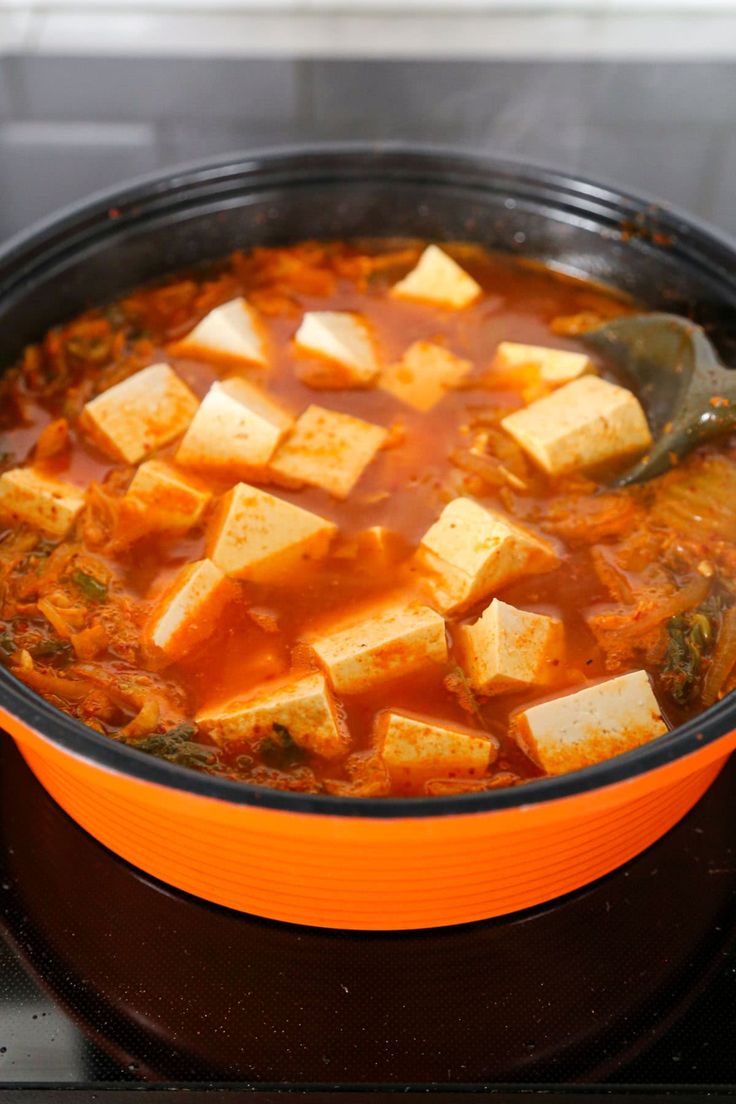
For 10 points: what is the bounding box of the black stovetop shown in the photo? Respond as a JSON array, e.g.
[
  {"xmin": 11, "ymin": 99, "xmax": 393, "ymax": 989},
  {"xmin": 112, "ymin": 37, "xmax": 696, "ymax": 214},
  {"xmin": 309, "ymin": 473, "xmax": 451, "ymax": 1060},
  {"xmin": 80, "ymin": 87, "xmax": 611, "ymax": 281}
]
[
  {"xmin": 1, "ymin": 51, "xmax": 736, "ymax": 1099},
  {"xmin": 2, "ymin": 737, "xmax": 736, "ymax": 1095}
]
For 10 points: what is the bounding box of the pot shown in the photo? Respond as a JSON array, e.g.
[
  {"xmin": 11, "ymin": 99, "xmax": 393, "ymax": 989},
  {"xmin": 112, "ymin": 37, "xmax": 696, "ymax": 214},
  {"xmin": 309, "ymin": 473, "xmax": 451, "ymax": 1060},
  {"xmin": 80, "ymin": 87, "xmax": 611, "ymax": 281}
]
[{"xmin": 1, "ymin": 144, "xmax": 735, "ymax": 931}]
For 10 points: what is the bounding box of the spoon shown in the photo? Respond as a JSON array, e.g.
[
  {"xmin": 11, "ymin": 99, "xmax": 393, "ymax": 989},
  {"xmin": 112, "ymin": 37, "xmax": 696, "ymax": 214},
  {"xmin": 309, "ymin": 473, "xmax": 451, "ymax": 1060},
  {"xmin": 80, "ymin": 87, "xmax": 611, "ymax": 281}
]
[{"xmin": 581, "ymin": 313, "xmax": 736, "ymax": 487}]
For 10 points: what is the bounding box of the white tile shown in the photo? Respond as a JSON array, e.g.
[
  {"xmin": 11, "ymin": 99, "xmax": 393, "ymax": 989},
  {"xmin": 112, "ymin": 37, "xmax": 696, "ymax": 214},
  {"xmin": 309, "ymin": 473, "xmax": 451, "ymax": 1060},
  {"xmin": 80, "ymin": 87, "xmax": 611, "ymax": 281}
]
[
  {"xmin": 27, "ymin": 11, "xmax": 736, "ymax": 60},
  {"xmin": 0, "ymin": 11, "xmax": 33, "ymax": 54},
  {"xmin": 33, "ymin": 12, "xmax": 309, "ymax": 56}
]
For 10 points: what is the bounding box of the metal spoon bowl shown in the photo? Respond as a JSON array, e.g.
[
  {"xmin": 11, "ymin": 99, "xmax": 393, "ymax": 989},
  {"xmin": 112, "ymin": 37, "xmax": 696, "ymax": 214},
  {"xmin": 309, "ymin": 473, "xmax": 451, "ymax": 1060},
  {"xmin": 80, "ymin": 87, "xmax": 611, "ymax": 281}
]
[{"xmin": 581, "ymin": 313, "xmax": 736, "ymax": 486}]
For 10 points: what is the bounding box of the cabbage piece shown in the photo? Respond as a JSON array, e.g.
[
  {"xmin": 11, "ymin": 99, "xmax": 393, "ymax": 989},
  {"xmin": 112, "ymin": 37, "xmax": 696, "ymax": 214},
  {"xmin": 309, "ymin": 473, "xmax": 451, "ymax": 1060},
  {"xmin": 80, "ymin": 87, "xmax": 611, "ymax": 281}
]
[{"xmin": 650, "ymin": 454, "xmax": 736, "ymax": 543}]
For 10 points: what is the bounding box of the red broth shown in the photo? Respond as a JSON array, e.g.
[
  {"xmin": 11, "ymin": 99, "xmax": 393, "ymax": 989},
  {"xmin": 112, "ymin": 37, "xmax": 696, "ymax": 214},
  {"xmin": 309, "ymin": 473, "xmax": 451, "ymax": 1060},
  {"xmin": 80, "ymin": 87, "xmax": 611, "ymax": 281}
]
[{"xmin": 0, "ymin": 239, "xmax": 734, "ymax": 797}]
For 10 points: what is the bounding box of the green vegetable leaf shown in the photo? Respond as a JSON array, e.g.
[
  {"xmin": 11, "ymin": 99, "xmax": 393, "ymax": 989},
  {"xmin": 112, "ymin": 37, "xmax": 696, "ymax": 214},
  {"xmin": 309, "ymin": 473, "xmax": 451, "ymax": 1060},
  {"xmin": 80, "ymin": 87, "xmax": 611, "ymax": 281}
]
[
  {"xmin": 273, "ymin": 722, "xmax": 297, "ymax": 747},
  {"xmin": 662, "ymin": 594, "xmax": 727, "ymax": 705},
  {"xmin": 71, "ymin": 570, "xmax": 108, "ymax": 603},
  {"xmin": 132, "ymin": 722, "xmax": 221, "ymax": 771},
  {"xmin": 259, "ymin": 723, "xmax": 307, "ymax": 768},
  {"xmin": 162, "ymin": 721, "xmax": 197, "ymax": 742},
  {"xmin": 29, "ymin": 638, "xmax": 72, "ymax": 663}
]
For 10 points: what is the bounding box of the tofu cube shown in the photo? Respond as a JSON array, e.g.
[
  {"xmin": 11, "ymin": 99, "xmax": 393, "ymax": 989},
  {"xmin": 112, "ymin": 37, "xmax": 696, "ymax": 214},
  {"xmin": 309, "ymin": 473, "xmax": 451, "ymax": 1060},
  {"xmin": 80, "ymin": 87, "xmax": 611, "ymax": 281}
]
[
  {"xmin": 294, "ymin": 311, "xmax": 378, "ymax": 385},
  {"xmin": 0, "ymin": 467, "xmax": 84, "ymax": 537},
  {"xmin": 458, "ymin": 598, "xmax": 563, "ymax": 695},
  {"xmin": 176, "ymin": 377, "xmax": 293, "ymax": 477},
  {"xmin": 206, "ymin": 482, "xmax": 336, "ymax": 581},
  {"xmin": 515, "ymin": 670, "xmax": 668, "ymax": 775},
  {"xmin": 391, "ymin": 245, "xmax": 481, "ymax": 309},
  {"xmin": 358, "ymin": 526, "xmax": 404, "ymax": 564},
  {"xmin": 416, "ymin": 497, "xmax": 559, "ymax": 614},
  {"xmin": 501, "ymin": 375, "xmax": 652, "ymax": 477},
  {"xmin": 80, "ymin": 363, "xmax": 198, "ymax": 464},
  {"xmin": 169, "ymin": 298, "xmax": 268, "ymax": 367},
  {"xmin": 492, "ymin": 342, "xmax": 592, "ymax": 386},
  {"xmin": 331, "ymin": 526, "xmax": 406, "ymax": 568},
  {"xmin": 144, "ymin": 558, "xmax": 231, "ymax": 661},
  {"xmin": 126, "ymin": 459, "xmax": 212, "ymax": 533},
  {"xmin": 307, "ymin": 601, "xmax": 448, "ymax": 693},
  {"xmin": 380, "ymin": 340, "xmax": 471, "ymax": 412},
  {"xmin": 269, "ymin": 405, "xmax": 388, "ymax": 500},
  {"xmin": 196, "ymin": 671, "xmax": 349, "ymax": 759},
  {"xmin": 376, "ymin": 710, "xmax": 494, "ymax": 788}
]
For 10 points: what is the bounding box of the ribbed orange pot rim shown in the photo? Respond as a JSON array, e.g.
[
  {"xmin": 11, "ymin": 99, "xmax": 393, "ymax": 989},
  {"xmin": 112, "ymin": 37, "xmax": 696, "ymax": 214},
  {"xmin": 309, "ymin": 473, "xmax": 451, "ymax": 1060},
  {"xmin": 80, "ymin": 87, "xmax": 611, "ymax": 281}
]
[{"xmin": 1, "ymin": 143, "xmax": 736, "ymax": 821}]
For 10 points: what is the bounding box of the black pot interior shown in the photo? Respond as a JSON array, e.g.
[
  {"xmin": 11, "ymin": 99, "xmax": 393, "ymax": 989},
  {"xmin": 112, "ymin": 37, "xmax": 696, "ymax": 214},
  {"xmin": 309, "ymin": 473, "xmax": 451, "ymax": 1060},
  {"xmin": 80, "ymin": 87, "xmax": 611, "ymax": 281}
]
[
  {"xmin": 4, "ymin": 147, "xmax": 736, "ymax": 368},
  {"xmin": 0, "ymin": 144, "xmax": 735, "ymax": 816}
]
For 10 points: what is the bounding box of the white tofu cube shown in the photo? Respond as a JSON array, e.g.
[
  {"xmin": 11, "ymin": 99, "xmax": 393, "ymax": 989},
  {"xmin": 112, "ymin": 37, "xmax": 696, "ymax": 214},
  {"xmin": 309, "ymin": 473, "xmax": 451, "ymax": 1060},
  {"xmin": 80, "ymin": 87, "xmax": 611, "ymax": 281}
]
[
  {"xmin": 80, "ymin": 363, "xmax": 198, "ymax": 465},
  {"xmin": 294, "ymin": 311, "xmax": 378, "ymax": 386},
  {"xmin": 176, "ymin": 377, "xmax": 293, "ymax": 477},
  {"xmin": 0, "ymin": 467, "xmax": 84, "ymax": 537},
  {"xmin": 416, "ymin": 497, "xmax": 559, "ymax": 614},
  {"xmin": 269, "ymin": 405, "xmax": 388, "ymax": 500},
  {"xmin": 196, "ymin": 671, "xmax": 349, "ymax": 759},
  {"xmin": 492, "ymin": 342, "xmax": 592, "ymax": 386},
  {"xmin": 515, "ymin": 670, "xmax": 668, "ymax": 775},
  {"xmin": 501, "ymin": 375, "xmax": 652, "ymax": 477},
  {"xmin": 331, "ymin": 526, "xmax": 405, "ymax": 568},
  {"xmin": 126, "ymin": 459, "xmax": 212, "ymax": 533},
  {"xmin": 144, "ymin": 558, "xmax": 231, "ymax": 661},
  {"xmin": 391, "ymin": 245, "xmax": 481, "ymax": 309},
  {"xmin": 307, "ymin": 601, "xmax": 448, "ymax": 693},
  {"xmin": 376, "ymin": 710, "xmax": 494, "ymax": 788},
  {"xmin": 380, "ymin": 340, "xmax": 471, "ymax": 412},
  {"xmin": 170, "ymin": 297, "xmax": 268, "ymax": 367},
  {"xmin": 359, "ymin": 526, "xmax": 403, "ymax": 563},
  {"xmin": 458, "ymin": 598, "xmax": 563, "ymax": 695},
  {"xmin": 206, "ymin": 482, "xmax": 336, "ymax": 581}
]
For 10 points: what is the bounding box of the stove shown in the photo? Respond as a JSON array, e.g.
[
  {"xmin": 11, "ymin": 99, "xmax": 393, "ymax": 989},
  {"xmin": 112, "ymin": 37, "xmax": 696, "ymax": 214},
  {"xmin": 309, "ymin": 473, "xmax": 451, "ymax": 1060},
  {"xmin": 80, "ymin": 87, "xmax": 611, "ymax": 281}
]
[
  {"xmin": 2, "ymin": 737, "xmax": 736, "ymax": 1095},
  {"xmin": 1, "ymin": 50, "xmax": 736, "ymax": 1100}
]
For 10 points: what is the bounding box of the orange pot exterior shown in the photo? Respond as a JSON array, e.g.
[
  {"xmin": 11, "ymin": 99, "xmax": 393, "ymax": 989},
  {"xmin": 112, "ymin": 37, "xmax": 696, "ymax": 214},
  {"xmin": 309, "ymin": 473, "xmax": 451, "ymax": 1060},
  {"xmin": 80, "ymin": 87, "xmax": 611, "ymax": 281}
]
[{"xmin": 4, "ymin": 710, "xmax": 736, "ymax": 930}]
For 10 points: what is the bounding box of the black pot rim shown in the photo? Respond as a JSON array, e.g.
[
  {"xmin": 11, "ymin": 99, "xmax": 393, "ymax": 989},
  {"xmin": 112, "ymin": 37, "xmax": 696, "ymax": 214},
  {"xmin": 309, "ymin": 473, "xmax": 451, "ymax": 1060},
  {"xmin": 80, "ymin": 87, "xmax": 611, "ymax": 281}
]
[{"xmin": 1, "ymin": 139, "xmax": 735, "ymax": 820}]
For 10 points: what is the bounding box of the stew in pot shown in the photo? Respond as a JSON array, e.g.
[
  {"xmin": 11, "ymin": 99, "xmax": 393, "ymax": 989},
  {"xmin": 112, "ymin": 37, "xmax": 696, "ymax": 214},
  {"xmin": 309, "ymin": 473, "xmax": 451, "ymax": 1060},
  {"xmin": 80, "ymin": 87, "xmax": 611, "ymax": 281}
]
[{"xmin": 0, "ymin": 239, "xmax": 734, "ymax": 797}]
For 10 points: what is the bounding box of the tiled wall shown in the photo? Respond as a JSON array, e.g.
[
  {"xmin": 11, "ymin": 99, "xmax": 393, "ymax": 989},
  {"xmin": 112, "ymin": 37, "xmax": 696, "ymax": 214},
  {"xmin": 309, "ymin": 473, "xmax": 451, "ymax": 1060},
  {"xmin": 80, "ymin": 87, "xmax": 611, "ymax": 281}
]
[{"xmin": 1, "ymin": 55, "xmax": 736, "ymax": 242}]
